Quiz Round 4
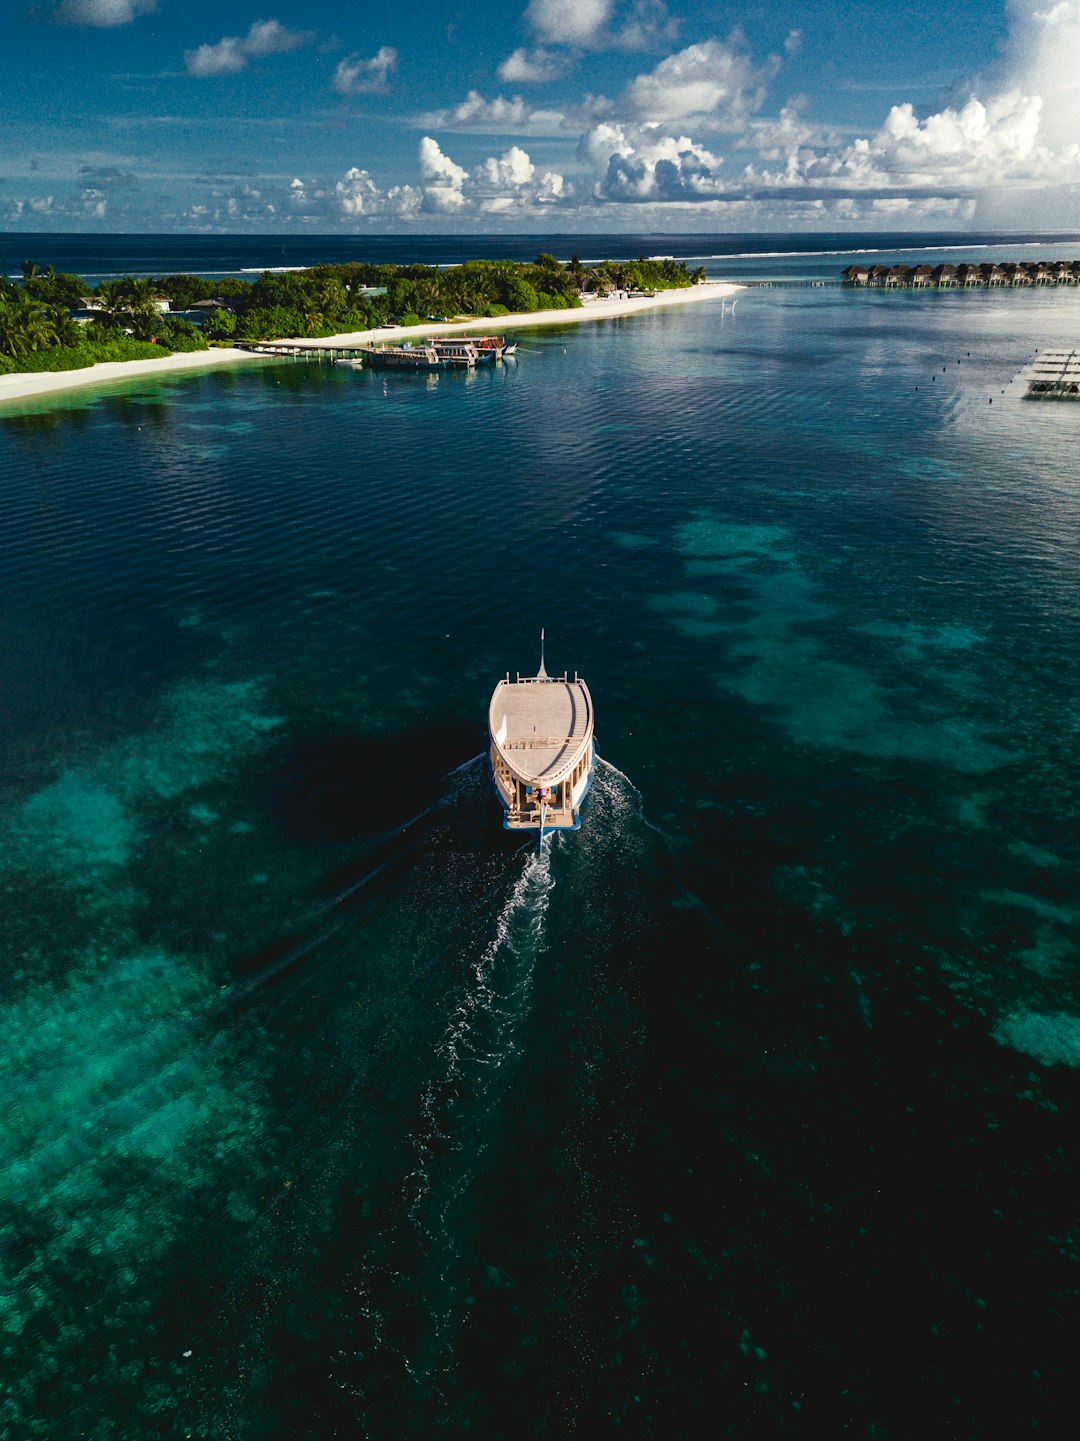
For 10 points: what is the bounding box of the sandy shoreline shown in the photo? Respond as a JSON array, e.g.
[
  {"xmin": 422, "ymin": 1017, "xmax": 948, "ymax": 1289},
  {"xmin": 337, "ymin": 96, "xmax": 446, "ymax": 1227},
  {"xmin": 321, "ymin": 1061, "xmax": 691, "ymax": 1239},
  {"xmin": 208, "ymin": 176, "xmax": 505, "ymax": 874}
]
[{"xmin": 0, "ymin": 280, "xmax": 743, "ymax": 405}]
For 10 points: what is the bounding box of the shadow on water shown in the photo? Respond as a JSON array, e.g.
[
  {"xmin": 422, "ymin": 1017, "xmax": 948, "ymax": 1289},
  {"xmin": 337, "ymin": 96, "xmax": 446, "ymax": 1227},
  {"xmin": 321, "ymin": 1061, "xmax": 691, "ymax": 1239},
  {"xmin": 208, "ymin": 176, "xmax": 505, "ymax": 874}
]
[{"xmin": 266, "ymin": 719, "xmax": 484, "ymax": 848}]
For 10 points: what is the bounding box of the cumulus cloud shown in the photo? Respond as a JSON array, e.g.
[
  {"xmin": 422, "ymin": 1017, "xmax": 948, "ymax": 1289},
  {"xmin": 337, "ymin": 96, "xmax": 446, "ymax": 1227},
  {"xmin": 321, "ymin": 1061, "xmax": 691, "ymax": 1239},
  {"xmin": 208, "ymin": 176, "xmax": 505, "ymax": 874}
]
[
  {"xmin": 335, "ymin": 167, "xmax": 383, "ymax": 215},
  {"xmin": 55, "ymin": 0, "xmax": 153, "ymax": 25},
  {"xmin": 581, "ymin": 121, "xmax": 723, "ymax": 200},
  {"xmin": 580, "ymin": 86, "xmax": 1080, "ymax": 209},
  {"xmin": 414, "ymin": 136, "xmax": 570, "ymax": 213},
  {"xmin": 624, "ymin": 37, "xmax": 774, "ymax": 127},
  {"xmin": 526, "ymin": 0, "xmax": 612, "ymax": 46},
  {"xmin": 8, "ymin": 196, "xmax": 58, "ymax": 219},
  {"xmin": 568, "ymin": 8, "xmax": 1080, "ymax": 219},
  {"xmin": 333, "ymin": 46, "xmax": 398, "ymax": 95},
  {"xmin": 248, "ymin": 138, "xmax": 570, "ymax": 224},
  {"xmin": 79, "ymin": 187, "xmax": 108, "ymax": 218},
  {"xmin": 185, "ymin": 19, "xmax": 314, "ymax": 78},
  {"xmin": 523, "ymin": 0, "xmax": 674, "ymax": 51},
  {"xmin": 418, "ymin": 90, "xmax": 566, "ymax": 134},
  {"xmin": 779, "ymin": 90, "xmax": 1080, "ymax": 197},
  {"xmin": 498, "ymin": 47, "xmax": 567, "ymax": 83}
]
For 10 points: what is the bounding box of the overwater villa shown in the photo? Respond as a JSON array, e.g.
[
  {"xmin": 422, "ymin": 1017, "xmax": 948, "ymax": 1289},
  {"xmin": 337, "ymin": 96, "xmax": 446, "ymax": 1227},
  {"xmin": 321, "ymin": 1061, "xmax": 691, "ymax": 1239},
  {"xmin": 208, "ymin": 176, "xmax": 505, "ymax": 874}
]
[{"xmin": 843, "ymin": 260, "xmax": 1080, "ymax": 289}]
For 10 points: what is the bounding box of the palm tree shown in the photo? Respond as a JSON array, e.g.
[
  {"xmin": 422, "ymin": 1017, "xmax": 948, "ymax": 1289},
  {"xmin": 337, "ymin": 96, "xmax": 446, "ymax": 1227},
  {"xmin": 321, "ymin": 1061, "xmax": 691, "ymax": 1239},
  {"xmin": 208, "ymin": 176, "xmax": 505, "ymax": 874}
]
[
  {"xmin": 0, "ymin": 292, "xmax": 61, "ymax": 357},
  {"xmin": 96, "ymin": 278, "xmax": 161, "ymax": 338}
]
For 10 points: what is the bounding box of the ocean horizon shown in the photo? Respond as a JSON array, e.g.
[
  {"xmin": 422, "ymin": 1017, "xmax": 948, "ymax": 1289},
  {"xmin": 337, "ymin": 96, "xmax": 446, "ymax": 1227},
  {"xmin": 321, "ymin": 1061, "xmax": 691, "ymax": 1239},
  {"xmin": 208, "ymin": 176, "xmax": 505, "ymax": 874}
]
[
  {"xmin": 3, "ymin": 227, "xmax": 1080, "ymax": 283},
  {"xmin": 2, "ymin": 229, "xmax": 1079, "ymax": 1438}
]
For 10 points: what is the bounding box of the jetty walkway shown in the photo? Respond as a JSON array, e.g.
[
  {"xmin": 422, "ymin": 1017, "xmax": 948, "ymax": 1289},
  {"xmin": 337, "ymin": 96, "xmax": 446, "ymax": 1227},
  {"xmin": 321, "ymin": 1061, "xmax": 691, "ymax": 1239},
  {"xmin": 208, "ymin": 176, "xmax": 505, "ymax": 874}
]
[{"xmin": 236, "ymin": 340, "xmax": 369, "ymax": 361}]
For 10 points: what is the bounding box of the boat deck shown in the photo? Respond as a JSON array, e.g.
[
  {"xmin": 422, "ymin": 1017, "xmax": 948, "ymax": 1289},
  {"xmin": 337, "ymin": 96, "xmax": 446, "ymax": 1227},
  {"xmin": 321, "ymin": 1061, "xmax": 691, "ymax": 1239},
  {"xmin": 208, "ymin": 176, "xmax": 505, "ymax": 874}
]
[{"xmin": 490, "ymin": 677, "xmax": 591, "ymax": 782}]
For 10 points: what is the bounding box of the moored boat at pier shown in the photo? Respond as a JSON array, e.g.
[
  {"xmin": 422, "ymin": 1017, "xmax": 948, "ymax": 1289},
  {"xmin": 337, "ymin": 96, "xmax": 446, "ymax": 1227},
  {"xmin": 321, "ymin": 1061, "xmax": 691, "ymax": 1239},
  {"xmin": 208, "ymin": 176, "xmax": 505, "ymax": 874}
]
[
  {"xmin": 488, "ymin": 634, "xmax": 594, "ymax": 833},
  {"xmin": 359, "ymin": 344, "xmax": 448, "ymax": 371},
  {"xmin": 432, "ymin": 339, "xmax": 488, "ymax": 367}
]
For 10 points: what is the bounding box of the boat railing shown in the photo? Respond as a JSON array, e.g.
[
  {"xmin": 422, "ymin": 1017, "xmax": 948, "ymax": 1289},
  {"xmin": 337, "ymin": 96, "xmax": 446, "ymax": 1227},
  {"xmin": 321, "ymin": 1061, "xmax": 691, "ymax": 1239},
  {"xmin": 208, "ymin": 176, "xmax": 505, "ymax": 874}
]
[
  {"xmin": 504, "ymin": 735, "xmax": 575, "ymax": 749},
  {"xmin": 508, "ymin": 670, "xmax": 581, "ymax": 684}
]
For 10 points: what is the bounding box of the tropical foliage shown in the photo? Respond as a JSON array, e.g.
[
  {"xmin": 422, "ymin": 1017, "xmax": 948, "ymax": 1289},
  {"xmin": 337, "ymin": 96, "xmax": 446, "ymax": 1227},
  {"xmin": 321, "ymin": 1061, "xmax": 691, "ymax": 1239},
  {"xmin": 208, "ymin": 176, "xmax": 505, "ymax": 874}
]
[{"xmin": 0, "ymin": 290, "xmax": 65, "ymax": 356}]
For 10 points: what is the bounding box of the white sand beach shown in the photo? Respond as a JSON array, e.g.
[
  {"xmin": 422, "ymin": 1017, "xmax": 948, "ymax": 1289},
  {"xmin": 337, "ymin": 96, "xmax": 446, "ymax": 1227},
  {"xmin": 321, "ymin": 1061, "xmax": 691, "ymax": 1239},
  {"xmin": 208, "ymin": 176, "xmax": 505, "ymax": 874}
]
[{"xmin": 0, "ymin": 280, "xmax": 743, "ymax": 405}]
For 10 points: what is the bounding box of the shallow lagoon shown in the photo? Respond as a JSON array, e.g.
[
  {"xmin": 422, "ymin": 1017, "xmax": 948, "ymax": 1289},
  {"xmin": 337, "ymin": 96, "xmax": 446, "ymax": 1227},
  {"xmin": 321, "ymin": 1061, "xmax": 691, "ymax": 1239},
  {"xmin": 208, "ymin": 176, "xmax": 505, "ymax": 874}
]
[{"xmin": 1, "ymin": 255, "xmax": 1079, "ymax": 1436}]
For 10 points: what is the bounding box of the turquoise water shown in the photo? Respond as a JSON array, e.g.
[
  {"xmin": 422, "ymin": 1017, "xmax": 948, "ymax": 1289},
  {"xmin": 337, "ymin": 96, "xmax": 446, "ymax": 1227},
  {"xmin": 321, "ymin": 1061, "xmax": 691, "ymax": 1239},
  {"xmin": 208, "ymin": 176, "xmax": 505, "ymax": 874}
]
[{"xmin": 2, "ymin": 260, "xmax": 1080, "ymax": 1436}]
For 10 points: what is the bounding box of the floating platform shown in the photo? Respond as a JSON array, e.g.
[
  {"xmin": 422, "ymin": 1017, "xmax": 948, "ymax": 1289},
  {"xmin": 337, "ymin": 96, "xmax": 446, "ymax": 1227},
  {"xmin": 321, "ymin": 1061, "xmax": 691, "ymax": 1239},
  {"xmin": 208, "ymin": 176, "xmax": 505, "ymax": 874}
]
[{"xmin": 1024, "ymin": 350, "xmax": 1080, "ymax": 400}]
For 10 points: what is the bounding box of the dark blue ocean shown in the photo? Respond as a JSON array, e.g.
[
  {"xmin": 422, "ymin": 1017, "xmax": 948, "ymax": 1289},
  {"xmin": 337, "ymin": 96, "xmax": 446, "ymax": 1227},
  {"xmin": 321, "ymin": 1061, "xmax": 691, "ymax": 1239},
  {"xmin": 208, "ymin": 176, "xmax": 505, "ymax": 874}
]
[{"xmin": 2, "ymin": 232, "xmax": 1080, "ymax": 1438}]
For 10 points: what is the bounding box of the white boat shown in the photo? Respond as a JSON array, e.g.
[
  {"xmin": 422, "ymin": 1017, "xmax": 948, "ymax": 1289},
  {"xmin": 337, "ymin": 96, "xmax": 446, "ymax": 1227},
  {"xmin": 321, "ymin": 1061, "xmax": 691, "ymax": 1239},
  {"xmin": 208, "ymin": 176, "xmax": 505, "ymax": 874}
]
[{"xmin": 488, "ymin": 634, "xmax": 595, "ymax": 833}]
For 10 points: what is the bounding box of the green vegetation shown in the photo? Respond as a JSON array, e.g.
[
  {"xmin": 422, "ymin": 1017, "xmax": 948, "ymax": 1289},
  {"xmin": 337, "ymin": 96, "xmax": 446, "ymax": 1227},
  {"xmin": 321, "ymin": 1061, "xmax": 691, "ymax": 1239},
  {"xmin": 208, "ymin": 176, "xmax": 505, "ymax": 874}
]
[{"xmin": 0, "ymin": 255, "xmax": 705, "ymax": 374}]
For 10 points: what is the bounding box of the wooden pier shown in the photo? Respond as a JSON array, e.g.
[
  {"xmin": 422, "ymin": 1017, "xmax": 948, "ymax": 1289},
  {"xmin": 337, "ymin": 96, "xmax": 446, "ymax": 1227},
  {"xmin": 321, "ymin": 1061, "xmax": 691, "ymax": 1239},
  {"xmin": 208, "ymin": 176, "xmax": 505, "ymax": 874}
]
[
  {"xmin": 236, "ymin": 340, "xmax": 369, "ymax": 361},
  {"xmin": 1024, "ymin": 349, "xmax": 1080, "ymax": 400},
  {"xmin": 746, "ymin": 279, "xmax": 841, "ymax": 289}
]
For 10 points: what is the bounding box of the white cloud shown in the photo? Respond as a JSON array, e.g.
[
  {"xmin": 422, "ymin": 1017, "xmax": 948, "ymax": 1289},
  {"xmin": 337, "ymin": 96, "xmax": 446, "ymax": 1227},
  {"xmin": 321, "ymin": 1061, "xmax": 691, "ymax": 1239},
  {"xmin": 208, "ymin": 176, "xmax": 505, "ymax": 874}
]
[
  {"xmin": 1000, "ymin": 0, "xmax": 1080, "ymax": 148},
  {"xmin": 418, "ymin": 137, "xmax": 469, "ymax": 189},
  {"xmin": 473, "ymin": 145, "xmax": 536, "ymax": 189},
  {"xmin": 498, "ymin": 47, "xmax": 566, "ymax": 83},
  {"xmin": 523, "ymin": 0, "xmax": 674, "ymax": 52},
  {"xmin": 186, "ymin": 38, "xmax": 246, "ymax": 77},
  {"xmin": 242, "ymin": 19, "xmax": 307, "ymax": 57},
  {"xmin": 335, "ymin": 167, "xmax": 382, "ymax": 215},
  {"xmin": 8, "ymin": 196, "xmax": 58, "ymax": 219},
  {"xmin": 333, "ymin": 46, "xmax": 398, "ymax": 95},
  {"xmin": 625, "ymin": 38, "xmax": 774, "ymax": 127},
  {"xmin": 418, "ymin": 90, "xmax": 567, "ymax": 134},
  {"xmin": 185, "ymin": 20, "xmax": 314, "ymax": 78},
  {"xmin": 79, "ymin": 187, "xmax": 108, "ymax": 218},
  {"xmin": 55, "ymin": 0, "xmax": 154, "ymax": 25},
  {"xmin": 526, "ymin": 0, "xmax": 613, "ymax": 47},
  {"xmin": 570, "ymin": 9, "xmax": 1080, "ymax": 219},
  {"xmin": 582, "ymin": 121, "xmax": 723, "ymax": 200},
  {"xmin": 721, "ymin": 90, "xmax": 1077, "ymax": 205},
  {"xmin": 580, "ymin": 85, "xmax": 1080, "ymax": 210},
  {"xmin": 412, "ymin": 136, "xmax": 570, "ymax": 215}
]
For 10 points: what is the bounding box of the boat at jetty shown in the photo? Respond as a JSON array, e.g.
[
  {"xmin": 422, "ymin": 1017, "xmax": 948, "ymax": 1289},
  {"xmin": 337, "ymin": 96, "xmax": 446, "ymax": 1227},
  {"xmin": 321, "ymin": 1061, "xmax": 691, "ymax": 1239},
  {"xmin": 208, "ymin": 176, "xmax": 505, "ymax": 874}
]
[
  {"xmin": 432, "ymin": 339, "xmax": 489, "ymax": 367},
  {"xmin": 436, "ymin": 334, "xmax": 512, "ymax": 362},
  {"xmin": 471, "ymin": 335, "xmax": 509, "ymax": 359},
  {"xmin": 359, "ymin": 344, "xmax": 448, "ymax": 371},
  {"xmin": 488, "ymin": 634, "xmax": 595, "ymax": 834}
]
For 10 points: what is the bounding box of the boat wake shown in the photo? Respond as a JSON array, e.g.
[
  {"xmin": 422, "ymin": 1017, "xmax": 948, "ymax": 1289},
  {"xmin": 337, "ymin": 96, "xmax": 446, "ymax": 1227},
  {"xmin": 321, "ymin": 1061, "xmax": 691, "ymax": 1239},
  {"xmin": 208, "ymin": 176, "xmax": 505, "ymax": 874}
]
[{"xmin": 403, "ymin": 838, "xmax": 555, "ymax": 1373}]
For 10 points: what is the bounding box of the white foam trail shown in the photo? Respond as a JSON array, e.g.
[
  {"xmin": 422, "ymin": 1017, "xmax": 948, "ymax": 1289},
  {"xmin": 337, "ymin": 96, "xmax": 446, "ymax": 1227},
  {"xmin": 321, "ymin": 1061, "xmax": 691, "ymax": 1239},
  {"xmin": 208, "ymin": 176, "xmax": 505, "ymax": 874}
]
[
  {"xmin": 402, "ymin": 842, "xmax": 555, "ymax": 1380},
  {"xmin": 442, "ymin": 846, "xmax": 554, "ymax": 1080}
]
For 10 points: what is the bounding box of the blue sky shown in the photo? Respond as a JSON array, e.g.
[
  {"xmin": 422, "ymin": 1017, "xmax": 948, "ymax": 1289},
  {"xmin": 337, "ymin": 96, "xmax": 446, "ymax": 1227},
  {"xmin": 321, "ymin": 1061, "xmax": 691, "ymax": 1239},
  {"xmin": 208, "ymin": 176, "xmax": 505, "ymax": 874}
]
[{"xmin": 5, "ymin": 0, "xmax": 1080, "ymax": 231}]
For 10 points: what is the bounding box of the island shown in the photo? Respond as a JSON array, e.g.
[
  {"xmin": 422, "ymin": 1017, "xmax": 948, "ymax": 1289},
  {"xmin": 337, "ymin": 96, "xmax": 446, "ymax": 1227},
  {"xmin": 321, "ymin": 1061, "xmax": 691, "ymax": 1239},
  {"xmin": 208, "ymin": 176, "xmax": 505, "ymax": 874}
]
[{"xmin": 0, "ymin": 255, "xmax": 741, "ymax": 403}]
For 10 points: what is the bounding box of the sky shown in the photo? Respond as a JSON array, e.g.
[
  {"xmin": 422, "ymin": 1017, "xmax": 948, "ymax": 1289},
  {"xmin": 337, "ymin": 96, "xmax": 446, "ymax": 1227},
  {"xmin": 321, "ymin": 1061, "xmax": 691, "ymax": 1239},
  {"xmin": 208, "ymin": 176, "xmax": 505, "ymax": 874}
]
[{"xmin": 4, "ymin": 0, "xmax": 1080, "ymax": 232}]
